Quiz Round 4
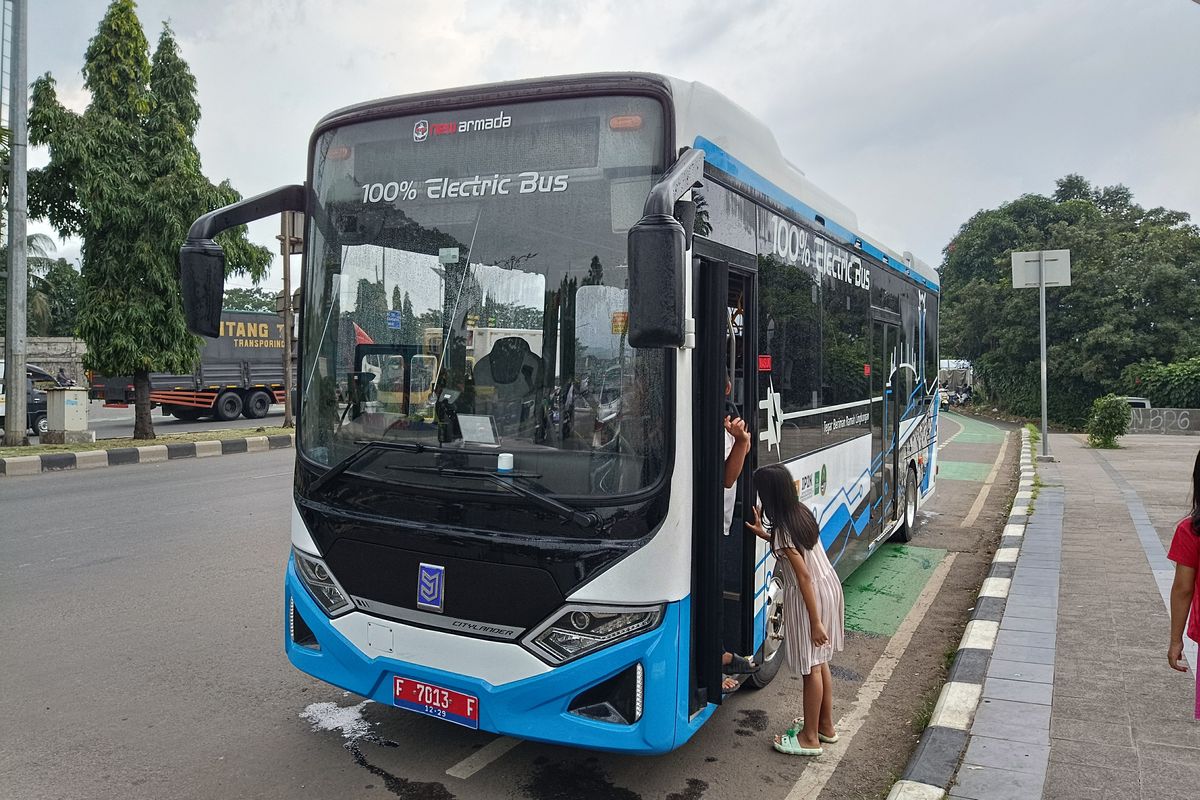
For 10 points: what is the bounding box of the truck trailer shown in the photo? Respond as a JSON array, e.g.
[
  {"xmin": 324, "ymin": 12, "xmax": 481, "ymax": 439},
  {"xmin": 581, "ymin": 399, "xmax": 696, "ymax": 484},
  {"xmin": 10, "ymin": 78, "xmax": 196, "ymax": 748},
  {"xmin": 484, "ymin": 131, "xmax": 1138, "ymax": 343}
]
[{"xmin": 89, "ymin": 310, "xmax": 291, "ymax": 422}]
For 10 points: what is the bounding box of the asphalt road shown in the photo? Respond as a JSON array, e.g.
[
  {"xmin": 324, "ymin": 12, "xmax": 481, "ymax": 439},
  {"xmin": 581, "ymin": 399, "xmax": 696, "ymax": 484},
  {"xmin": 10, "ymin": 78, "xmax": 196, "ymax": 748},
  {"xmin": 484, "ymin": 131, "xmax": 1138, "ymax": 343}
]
[{"xmin": 0, "ymin": 413, "xmax": 1017, "ymax": 800}]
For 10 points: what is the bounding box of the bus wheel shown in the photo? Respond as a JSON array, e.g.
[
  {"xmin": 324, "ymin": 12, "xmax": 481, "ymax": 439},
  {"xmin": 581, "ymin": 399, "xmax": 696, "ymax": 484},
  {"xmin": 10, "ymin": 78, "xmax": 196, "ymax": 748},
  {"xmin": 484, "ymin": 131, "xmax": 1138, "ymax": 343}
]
[
  {"xmin": 893, "ymin": 465, "xmax": 919, "ymax": 543},
  {"xmin": 214, "ymin": 391, "xmax": 244, "ymax": 422},
  {"xmin": 243, "ymin": 390, "xmax": 271, "ymax": 419},
  {"xmin": 747, "ymin": 575, "xmax": 785, "ymax": 689}
]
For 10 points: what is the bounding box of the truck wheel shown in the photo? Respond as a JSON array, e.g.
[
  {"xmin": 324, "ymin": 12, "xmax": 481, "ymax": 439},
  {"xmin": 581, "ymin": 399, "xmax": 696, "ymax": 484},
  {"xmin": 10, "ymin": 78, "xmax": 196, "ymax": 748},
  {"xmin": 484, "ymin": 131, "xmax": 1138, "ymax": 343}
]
[
  {"xmin": 747, "ymin": 575, "xmax": 785, "ymax": 689},
  {"xmin": 243, "ymin": 390, "xmax": 272, "ymax": 419},
  {"xmin": 33, "ymin": 413, "xmax": 49, "ymax": 437},
  {"xmin": 214, "ymin": 391, "xmax": 243, "ymax": 422}
]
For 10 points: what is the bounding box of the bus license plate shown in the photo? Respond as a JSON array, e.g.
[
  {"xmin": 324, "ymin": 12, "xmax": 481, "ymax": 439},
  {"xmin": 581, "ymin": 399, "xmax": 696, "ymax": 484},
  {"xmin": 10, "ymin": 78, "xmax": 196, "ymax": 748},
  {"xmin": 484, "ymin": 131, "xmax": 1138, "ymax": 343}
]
[{"xmin": 392, "ymin": 676, "xmax": 479, "ymax": 729}]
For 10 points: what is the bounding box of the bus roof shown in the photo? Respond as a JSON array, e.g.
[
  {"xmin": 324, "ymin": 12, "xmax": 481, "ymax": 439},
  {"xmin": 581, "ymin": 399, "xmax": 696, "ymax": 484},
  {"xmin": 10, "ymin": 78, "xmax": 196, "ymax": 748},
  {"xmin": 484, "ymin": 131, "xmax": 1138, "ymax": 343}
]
[{"xmin": 315, "ymin": 72, "xmax": 938, "ymax": 291}]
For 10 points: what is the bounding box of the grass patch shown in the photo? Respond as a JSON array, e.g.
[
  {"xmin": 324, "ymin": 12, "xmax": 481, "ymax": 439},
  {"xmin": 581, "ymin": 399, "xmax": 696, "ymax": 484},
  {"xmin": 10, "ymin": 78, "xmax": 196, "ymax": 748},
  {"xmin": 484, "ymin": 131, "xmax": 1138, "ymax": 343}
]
[
  {"xmin": 0, "ymin": 425, "xmax": 291, "ymax": 459},
  {"xmin": 1025, "ymin": 422, "xmax": 1040, "ymax": 444},
  {"xmin": 912, "ymin": 643, "xmax": 960, "ymax": 734}
]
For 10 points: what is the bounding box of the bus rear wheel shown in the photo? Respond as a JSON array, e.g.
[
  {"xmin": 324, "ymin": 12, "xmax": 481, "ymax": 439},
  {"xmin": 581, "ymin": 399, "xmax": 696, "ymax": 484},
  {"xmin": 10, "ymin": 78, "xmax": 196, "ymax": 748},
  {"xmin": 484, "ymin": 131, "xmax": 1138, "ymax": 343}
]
[
  {"xmin": 892, "ymin": 465, "xmax": 919, "ymax": 543},
  {"xmin": 214, "ymin": 391, "xmax": 244, "ymax": 422},
  {"xmin": 747, "ymin": 575, "xmax": 784, "ymax": 689},
  {"xmin": 243, "ymin": 390, "xmax": 272, "ymax": 419}
]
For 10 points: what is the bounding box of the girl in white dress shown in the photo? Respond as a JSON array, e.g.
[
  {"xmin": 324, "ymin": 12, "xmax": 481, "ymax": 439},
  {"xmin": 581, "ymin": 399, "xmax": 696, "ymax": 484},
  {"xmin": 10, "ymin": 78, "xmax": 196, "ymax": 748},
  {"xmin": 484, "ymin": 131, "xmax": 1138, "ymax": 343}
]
[{"xmin": 746, "ymin": 463, "xmax": 846, "ymax": 756}]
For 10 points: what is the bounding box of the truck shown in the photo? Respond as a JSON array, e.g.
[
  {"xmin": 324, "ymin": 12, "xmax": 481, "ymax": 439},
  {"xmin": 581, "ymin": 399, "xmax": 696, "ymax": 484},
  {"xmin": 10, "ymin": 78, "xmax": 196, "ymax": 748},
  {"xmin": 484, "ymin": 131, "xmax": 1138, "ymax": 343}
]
[{"xmin": 89, "ymin": 310, "xmax": 291, "ymax": 422}]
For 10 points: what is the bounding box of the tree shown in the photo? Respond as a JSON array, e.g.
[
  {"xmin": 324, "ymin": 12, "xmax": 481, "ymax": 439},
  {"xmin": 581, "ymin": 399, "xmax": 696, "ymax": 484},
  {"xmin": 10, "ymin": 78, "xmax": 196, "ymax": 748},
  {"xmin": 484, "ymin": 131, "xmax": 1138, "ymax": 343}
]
[
  {"xmin": 29, "ymin": 1, "xmax": 270, "ymax": 438},
  {"xmin": 223, "ymin": 286, "xmax": 276, "ymax": 312},
  {"xmin": 941, "ymin": 175, "xmax": 1200, "ymax": 426},
  {"xmin": 583, "ymin": 255, "xmax": 604, "ymax": 286},
  {"xmin": 0, "ymin": 235, "xmax": 70, "ymax": 336}
]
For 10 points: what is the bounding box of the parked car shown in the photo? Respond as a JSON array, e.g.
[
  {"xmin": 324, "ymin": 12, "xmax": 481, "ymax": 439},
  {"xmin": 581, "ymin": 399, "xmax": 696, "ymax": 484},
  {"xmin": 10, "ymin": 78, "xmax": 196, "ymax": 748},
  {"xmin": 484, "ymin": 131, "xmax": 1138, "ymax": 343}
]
[
  {"xmin": 1120, "ymin": 396, "xmax": 1152, "ymax": 409},
  {"xmin": 0, "ymin": 362, "xmax": 56, "ymax": 436}
]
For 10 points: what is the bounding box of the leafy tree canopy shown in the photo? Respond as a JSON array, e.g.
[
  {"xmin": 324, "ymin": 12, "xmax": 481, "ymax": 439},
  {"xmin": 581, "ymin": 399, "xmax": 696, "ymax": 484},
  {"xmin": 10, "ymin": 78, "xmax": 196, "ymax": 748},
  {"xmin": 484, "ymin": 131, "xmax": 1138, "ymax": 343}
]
[
  {"xmin": 941, "ymin": 174, "xmax": 1200, "ymax": 426},
  {"xmin": 28, "ymin": 0, "xmax": 271, "ymax": 437},
  {"xmin": 223, "ymin": 286, "xmax": 277, "ymax": 313}
]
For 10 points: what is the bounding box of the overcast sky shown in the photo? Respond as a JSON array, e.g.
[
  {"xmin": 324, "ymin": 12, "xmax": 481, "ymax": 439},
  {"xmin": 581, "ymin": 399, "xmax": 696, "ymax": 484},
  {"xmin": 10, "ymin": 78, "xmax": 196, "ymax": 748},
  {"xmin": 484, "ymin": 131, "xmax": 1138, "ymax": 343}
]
[{"xmin": 24, "ymin": 0, "xmax": 1200, "ymax": 291}]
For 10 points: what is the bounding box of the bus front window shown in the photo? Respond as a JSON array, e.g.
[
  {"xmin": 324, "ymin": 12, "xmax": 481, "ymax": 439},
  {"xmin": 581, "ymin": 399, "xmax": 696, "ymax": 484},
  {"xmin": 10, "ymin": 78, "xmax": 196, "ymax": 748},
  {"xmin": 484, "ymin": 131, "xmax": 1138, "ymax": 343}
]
[{"xmin": 300, "ymin": 95, "xmax": 668, "ymax": 500}]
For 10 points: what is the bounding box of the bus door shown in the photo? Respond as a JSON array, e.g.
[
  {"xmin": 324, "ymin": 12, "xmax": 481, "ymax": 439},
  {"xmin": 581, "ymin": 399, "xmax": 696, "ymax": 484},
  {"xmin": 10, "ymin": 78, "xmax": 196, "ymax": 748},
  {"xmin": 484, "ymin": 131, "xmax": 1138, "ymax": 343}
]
[
  {"xmin": 690, "ymin": 256, "xmax": 730, "ymax": 713},
  {"xmin": 720, "ymin": 268, "xmax": 758, "ymax": 673},
  {"xmin": 871, "ymin": 312, "xmax": 902, "ymax": 537}
]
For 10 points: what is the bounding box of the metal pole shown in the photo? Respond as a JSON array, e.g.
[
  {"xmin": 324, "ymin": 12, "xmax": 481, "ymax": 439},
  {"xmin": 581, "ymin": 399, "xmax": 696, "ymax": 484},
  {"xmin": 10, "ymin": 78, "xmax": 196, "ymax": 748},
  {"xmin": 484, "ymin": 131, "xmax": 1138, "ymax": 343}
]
[
  {"xmin": 1038, "ymin": 249, "xmax": 1049, "ymax": 458},
  {"xmin": 3, "ymin": 0, "xmax": 27, "ymax": 447},
  {"xmin": 281, "ymin": 212, "xmax": 294, "ymax": 428}
]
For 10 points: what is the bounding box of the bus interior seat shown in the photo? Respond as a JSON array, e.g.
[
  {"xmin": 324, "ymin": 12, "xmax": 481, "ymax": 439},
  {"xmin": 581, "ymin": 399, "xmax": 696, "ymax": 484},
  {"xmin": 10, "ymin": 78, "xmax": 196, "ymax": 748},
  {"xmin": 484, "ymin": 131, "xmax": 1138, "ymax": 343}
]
[{"xmin": 471, "ymin": 337, "xmax": 544, "ymax": 435}]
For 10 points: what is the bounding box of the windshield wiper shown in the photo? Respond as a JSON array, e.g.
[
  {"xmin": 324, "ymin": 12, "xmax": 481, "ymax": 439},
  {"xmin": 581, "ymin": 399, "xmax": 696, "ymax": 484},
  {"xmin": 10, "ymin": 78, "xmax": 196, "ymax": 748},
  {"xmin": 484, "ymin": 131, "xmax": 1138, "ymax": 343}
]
[
  {"xmin": 390, "ymin": 465, "xmax": 601, "ymax": 529},
  {"xmin": 309, "ymin": 440, "xmax": 448, "ymax": 495}
]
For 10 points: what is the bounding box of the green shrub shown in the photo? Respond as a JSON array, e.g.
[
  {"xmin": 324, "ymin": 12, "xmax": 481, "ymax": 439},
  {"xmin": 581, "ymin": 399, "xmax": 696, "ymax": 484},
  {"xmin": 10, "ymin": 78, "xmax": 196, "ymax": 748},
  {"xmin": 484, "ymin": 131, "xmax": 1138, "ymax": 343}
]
[
  {"xmin": 1086, "ymin": 394, "xmax": 1130, "ymax": 448},
  {"xmin": 1123, "ymin": 357, "xmax": 1200, "ymax": 408}
]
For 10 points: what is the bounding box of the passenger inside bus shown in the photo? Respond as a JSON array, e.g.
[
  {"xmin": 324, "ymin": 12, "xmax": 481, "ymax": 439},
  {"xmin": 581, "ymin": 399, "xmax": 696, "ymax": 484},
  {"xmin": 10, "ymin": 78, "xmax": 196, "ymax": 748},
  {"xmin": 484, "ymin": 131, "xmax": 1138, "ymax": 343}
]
[{"xmin": 722, "ymin": 374, "xmax": 756, "ymax": 691}]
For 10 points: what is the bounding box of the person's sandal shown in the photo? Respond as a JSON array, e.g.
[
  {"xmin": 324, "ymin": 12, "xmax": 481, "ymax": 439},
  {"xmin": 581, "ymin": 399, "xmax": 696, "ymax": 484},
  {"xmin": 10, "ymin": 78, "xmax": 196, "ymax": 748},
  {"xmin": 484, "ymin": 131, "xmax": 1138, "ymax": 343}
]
[
  {"xmin": 773, "ymin": 727, "xmax": 823, "ymax": 756},
  {"xmin": 791, "ymin": 717, "xmax": 839, "ymax": 743},
  {"xmin": 724, "ymin": 654, "xmax": 759, "ymax": 674}
]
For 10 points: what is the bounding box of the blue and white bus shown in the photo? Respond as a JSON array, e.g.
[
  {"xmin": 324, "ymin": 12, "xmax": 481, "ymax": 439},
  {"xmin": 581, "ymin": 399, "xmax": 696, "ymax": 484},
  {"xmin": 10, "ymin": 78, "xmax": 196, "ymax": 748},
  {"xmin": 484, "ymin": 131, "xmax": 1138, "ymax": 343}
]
[{"xmin": 180, "ymin": 73, "xmax": 939, "ymax": 754}]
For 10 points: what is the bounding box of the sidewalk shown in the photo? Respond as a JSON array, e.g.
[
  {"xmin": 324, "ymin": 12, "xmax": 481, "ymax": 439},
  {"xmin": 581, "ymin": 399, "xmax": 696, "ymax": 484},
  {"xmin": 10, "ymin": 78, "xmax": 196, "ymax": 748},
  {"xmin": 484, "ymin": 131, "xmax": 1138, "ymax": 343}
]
[{"xmin": 948, "ymin": 434, "xmax": 1199, "ymax": 800}]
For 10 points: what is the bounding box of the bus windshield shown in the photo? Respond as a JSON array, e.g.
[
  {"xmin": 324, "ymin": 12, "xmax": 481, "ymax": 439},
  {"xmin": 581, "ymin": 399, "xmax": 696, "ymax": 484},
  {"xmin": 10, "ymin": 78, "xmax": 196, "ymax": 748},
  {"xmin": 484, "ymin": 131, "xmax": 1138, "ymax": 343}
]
[{"xmin": 300, "ymin": 95, "xmax": 668, "ymax": 499}]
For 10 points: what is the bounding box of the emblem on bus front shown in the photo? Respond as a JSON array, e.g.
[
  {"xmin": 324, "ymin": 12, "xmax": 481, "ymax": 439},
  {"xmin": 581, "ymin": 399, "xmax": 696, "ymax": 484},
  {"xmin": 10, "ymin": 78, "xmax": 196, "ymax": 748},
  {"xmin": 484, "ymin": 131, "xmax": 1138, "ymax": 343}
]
[
  {"xmin": 417, "ymin": 563, "xmax": 444, "ymax": 612},
  {"xmin": 413, "ymin": 119, "xmax": 429, "ymax": 142}
]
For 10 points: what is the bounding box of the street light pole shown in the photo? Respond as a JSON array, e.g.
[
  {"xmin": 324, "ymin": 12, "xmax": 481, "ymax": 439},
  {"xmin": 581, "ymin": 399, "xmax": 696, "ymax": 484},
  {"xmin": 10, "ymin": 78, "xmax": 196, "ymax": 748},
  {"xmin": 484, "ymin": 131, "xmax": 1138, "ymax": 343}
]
[{"xmin": 3, "ymin": 0, "xmax": 28, "ymax": 447}]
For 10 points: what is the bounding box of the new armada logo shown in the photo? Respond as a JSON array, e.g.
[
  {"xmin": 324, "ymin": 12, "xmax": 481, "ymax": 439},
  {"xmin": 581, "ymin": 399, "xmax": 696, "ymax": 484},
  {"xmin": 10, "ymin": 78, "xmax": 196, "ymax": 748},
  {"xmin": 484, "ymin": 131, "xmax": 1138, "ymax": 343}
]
[{"xmin": 414, "ymin": 111, "xmax": 512, "ymax": 142}]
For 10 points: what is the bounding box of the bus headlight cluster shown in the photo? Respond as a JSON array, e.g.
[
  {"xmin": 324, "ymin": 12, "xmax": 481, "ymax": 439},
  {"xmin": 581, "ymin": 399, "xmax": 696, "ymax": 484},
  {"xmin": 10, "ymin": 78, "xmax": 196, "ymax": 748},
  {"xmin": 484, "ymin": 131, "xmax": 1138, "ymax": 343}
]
[
  {"xmin": 523, "ymin": 604, "xmax": 664, "ymax": 665},
  {"xmin": 293, "ymin": 547, "xmax": 352, "ymax": 617}
]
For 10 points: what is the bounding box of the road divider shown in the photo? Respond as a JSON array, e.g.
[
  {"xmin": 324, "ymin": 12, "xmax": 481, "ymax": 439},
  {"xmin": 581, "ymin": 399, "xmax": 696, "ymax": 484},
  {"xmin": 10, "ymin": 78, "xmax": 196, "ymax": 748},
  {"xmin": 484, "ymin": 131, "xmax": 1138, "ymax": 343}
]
[
  {"xmin": 0, "ymin": 433, "xmax": 294, "ymax": 477},
  {"xmin": 887, "ymin": 428, "xmax": 1033, "ymax": 800}
]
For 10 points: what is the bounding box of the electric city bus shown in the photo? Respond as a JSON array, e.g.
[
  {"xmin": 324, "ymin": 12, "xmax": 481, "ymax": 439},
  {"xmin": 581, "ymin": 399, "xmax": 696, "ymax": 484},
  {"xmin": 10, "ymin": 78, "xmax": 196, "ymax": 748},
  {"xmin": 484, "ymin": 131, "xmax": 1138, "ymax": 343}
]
[{"xmin": 179, "ymin": 73, "xmax": 939, "ymax": 754}]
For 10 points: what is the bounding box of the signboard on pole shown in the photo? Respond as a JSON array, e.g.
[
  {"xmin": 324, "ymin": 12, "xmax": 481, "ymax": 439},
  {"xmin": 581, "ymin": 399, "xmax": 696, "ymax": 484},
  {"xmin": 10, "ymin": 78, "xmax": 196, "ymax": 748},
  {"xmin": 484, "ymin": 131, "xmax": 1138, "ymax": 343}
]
[
  {"xmin": 387, "ymin": 310, "xmax": 402, "ymax": 330},
  {"xmin": 1011, "ymin": 250, "xmax": 1071, "ymax": 288}
]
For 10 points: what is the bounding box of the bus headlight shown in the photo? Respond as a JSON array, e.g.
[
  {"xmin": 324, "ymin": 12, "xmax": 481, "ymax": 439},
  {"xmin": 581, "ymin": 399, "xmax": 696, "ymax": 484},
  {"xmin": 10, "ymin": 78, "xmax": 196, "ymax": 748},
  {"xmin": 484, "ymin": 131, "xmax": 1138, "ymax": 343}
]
[
  {"xmin": 523, "ymin": 604, "xmax": 664, "ymax": 665},
  {"xmin": 293, "ymin": 547, "xmax": 352, "ymax": 617}
]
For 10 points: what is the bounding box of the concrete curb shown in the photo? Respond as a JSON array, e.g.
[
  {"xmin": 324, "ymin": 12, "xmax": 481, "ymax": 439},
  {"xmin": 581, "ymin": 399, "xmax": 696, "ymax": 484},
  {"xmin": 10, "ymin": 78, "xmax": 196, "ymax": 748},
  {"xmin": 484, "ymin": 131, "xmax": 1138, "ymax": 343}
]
[
  {"xmin": 886, "ymin": 428, "xmax": 1034, "ymax": 800},
  {"xmin": 0, "ymin": 433, "xmax": 294, "ymax": 477}
]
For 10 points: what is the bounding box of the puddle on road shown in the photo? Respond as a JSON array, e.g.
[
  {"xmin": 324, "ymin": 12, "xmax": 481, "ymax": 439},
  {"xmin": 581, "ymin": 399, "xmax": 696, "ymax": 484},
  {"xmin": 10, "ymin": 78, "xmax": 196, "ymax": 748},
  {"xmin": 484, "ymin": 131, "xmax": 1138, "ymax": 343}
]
[{"xmin": 300, "ymin": 697, "xmax": 454, "ymax": 799}]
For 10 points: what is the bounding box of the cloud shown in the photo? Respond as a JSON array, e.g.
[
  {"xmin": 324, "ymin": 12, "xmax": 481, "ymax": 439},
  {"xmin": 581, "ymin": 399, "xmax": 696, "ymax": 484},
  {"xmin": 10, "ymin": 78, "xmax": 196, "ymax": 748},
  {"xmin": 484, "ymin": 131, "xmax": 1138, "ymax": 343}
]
[{"xmin": 25, "ymin": 0, "xmax": 1200, "ymax": 288}]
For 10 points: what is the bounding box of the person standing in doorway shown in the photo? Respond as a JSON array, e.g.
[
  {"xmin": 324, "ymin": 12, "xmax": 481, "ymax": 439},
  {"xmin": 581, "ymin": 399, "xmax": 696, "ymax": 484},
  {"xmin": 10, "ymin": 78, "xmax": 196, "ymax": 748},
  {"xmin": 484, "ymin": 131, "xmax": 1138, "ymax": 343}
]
[{"xmin": 721, "ymin": 375, "xmax": 757, "ymax": 691}]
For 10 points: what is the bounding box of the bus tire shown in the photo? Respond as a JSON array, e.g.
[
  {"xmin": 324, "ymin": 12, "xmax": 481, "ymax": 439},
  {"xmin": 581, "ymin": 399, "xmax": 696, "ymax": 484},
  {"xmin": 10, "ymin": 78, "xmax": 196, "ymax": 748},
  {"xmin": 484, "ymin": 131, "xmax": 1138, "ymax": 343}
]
[
  {"xmin": 214, "ymin": 391, "xmax": 244, "ymax": 422},
  {"xmin": 747, "ymin": 575, "xmax": 785, "ymax": 689},
  {"xmin": 893, "ymin": 465, "xmax": 919, "ymax": 543},
  {"xmin": 243, "ymin": 390, "xmax": 272, "ymax": 419}
]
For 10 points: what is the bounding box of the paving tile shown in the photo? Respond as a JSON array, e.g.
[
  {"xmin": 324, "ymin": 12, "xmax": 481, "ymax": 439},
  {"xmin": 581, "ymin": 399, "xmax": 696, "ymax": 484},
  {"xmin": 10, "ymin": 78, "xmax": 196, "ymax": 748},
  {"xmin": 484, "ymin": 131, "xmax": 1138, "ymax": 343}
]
[
  {"xmin": 950, "ymin": 764, "xmax": 1045, "ymax": 800},
  {"xmin": 1001, "ymin": 603, "xmax": 1058, "ymax": 621},
  {"xmin": 995, "ymin": 629, "xmax": 1057, "ymax": 650},
  {"xmin": 1138, "ymin": 757, "xmax": 1200, "ymax": 797},
  {"xmin": 1049, "ymin": 717, "xmax": 1133, "ymax": 747},
  {"xmin": 982, "ymin": 677, "xmax": 1053, "ymax": 706},
  {"xmin": 1048, "ymin": 738, "xmax": 1139, "ymax": 771},
  {"xmin": 962, "ymin": 734, "xmax": 1050, "ymax": 775},
  {"xmin": 991, "ymin": 643, "xmax": 1056, "ymax": 665},
  {"xmin": 969, "ymin": 715, "xmax": 1051, "ymax": 746},
  {"xmin": 999, "ymin": 615, "xmax": 1057, "ymax": 634},
  {"xmin": 1041, "ymin": 761, "xmax": 1142, "ymax": 800},
  {"xmin": 986, "ymin": 658, "xmax": 1054, "ymax": 684},
  {"xmin": 1135, "ymin": 741, "xmax": 1200, "ymax": 767},
  {"xmin": 1052, "ymin": 697, "xmax": 1129, "ymax": 726},
  {"xmin": 975, "ymin": 697, "xmax": 1051, "ymax": 730}
]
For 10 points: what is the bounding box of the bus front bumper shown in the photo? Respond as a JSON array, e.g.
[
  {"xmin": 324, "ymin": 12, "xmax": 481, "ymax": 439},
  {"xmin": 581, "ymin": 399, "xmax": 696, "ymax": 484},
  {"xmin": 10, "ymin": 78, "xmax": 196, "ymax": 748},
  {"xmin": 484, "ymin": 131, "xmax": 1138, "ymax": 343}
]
[{"xmin": 284, "ymin": 558, "xmax": 695, "ymax": 754}]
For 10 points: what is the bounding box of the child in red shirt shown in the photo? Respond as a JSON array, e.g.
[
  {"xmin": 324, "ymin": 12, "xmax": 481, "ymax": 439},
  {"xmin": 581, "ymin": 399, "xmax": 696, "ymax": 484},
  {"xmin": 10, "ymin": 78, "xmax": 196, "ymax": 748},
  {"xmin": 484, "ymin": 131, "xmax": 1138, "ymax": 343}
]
[{"xmin": 1167, "ymin": 451, "xmax": 1200, "ymax": 720}]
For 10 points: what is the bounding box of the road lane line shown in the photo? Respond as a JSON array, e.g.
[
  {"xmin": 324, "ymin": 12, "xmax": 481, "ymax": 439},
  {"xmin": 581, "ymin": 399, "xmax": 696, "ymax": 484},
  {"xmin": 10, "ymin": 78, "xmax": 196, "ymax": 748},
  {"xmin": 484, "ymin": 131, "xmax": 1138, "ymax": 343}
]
[
  {"xmin": 938, "ymin": 415, "xmax": 965, "ymax": 451},
  {"xmin": 784, "ymin": 552, "xmax": 958, "ymax": 800},
  {"xmin": 960, "ymin": 430, "xmax": 1010, "ymax": 528},
  {"xmin": 445, "ymin": 735, "xmax": 522, "ymax": 779}
]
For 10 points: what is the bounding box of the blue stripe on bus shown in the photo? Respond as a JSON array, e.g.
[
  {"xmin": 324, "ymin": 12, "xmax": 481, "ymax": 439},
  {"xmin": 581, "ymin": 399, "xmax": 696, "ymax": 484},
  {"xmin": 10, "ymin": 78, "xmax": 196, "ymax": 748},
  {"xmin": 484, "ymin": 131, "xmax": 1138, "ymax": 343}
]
[{"xmin": 693, "ymin": 136, "xmax": 940, "ymax": 293}]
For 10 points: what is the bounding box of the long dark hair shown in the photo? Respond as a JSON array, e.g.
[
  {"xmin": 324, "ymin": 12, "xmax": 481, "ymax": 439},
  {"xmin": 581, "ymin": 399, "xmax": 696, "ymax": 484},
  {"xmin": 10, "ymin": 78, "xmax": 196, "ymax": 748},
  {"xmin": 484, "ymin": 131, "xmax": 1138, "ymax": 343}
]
[
  {"xmin": 1190, "ymin": 449, "xmax": 1200, "ymax": 535},
  {"xmin": 754, "ymin": 463, "xmax": 821, "ymax": 552}
]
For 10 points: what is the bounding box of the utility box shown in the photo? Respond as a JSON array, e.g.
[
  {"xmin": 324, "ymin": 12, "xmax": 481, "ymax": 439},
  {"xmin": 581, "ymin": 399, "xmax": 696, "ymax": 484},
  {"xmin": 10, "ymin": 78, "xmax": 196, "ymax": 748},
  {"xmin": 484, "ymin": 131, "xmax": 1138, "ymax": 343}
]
[{"xmin": 43, "ymin": 387, "xmax": 94, "ymax": 444}]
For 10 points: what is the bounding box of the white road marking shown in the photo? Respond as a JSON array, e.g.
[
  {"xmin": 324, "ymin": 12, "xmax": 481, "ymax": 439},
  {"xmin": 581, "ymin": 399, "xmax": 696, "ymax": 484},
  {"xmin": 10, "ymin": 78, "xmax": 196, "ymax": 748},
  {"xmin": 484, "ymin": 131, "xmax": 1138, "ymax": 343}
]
[
  {"xmin": 938, "ymin": 415, "xmax": 966, "ymax": 452},
  {"xmin": 445, "ymin": 735, "xmax": 522, "ymax": 779},
  {"xmin": 784, "ymin": 552, "xmax": 958, "ymax": 800},
  {"xmin": 961, "ymin": 430, "xmax": 1011, "ymax": 528}
]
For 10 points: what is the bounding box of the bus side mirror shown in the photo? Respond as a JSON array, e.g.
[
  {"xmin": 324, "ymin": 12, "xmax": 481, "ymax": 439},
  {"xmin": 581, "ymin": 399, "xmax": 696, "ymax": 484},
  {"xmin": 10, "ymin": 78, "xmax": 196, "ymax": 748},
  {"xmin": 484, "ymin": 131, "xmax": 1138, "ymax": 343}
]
[
  {"xmin": 628, "ymin": 214, "xmax": 686, "ymax": 348},
  {"xmin": 626, "ymin": 147, "xmax": 705, "ymax": 349},
  {"xmin": 179, "ymin": 238, "xmax": 227, "ymax": 338}
]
